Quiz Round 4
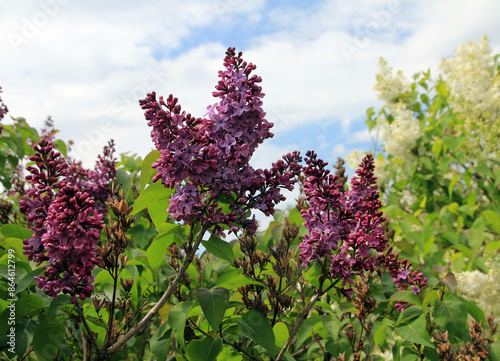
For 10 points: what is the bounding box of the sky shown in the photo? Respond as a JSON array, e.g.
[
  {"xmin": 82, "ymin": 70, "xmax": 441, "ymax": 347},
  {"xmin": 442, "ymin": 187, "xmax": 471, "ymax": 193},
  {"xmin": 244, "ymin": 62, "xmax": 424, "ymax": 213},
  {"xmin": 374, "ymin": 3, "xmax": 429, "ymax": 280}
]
[{"xmin": 1, "ymin": 0, "xmax": 500, "ymax": 214}]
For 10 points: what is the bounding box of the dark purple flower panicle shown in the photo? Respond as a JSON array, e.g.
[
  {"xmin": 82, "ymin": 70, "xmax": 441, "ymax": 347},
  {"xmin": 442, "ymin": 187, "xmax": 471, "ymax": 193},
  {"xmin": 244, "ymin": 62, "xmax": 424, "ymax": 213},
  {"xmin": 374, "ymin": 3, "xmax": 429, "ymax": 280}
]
[
  {"xmin": 298, "ymin": 153, "xmax": 388, "ymax": 298},
  {"xmin": 34, "ymin": 184, "xmax": 102, "ymax": 303},
  {"xmin": 20, "ymin": 139, "xmax": 105, "ymax": 303},
  {"xmin": 380, "ymin": 253, "xmax": 428, "ymax": 311},
  {"xmin": 140, "ymin": 47, "xmax": 301, "ymax": 235},
  {"xmin": 20, "ymin": 139, "xmax": 69, "ymax": 264},
  {"xmin": 0, "ymin": 86, "xmax": 8, "ymax": 133}
]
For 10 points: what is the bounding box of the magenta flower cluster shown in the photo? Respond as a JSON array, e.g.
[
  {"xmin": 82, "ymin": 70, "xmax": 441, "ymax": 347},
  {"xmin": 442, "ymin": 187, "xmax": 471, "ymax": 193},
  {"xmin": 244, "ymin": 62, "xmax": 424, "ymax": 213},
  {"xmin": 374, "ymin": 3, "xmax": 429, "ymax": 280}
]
[
  {"xmin": 298, "ymin": 152, "xmax": 388, "ymax": 297},
  {"xmin": 140, "ymin": 48, "xmax": 301, "ymax": 235},
  {"xmin": 380, "ymin": 253, "xmax": 428, "ymax": 311},
  {"xmin": 20, "ymin": 139, "xmax": 116, "ymax": 303}
]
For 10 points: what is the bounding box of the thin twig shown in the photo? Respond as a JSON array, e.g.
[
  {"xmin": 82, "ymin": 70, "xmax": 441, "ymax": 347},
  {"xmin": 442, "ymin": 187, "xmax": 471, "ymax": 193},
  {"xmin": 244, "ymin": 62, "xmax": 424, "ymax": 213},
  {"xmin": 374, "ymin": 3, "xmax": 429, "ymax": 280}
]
[
  {"xmin": 79, "ymin": 321, "xmax": 87, "ymax": 361},
  {"xmin": 104, "ymin": 260, "xmax": 120, "ymax": 347},
  {"xmin": 75, "ymin": 301, "xmax": 101, "ymax": 354},
  {"xmin": 104, "ymin": 225, "xmax": 208, "ymax": 356}
]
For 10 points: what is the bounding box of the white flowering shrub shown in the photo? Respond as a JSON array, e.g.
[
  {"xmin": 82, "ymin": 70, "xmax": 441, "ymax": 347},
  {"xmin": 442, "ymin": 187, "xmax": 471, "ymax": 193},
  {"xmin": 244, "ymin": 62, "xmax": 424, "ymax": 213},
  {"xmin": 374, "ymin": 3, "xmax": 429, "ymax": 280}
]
[{"xmin": 347, "ymin": 37, "xmax": 500, "ymax": 356}]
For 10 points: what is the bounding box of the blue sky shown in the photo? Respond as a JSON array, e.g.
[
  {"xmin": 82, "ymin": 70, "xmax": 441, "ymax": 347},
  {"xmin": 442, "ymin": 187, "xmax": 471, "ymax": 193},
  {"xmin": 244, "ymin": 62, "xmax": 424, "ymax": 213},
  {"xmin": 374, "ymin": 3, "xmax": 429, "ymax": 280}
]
[{"xmin": 1, "ymin": 0, "xmax": 500, "ymax": 207}]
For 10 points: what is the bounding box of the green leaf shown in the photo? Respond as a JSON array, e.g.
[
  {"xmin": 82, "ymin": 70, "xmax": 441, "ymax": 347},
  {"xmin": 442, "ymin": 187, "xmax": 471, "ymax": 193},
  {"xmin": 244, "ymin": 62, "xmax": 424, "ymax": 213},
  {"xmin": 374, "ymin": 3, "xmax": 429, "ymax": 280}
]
[
  {"xmin": 397, "ymin": 306, "xmax": 423, "ymax": 324},
  {"xmin": 168, "ymin": 301, "xmax": 194, "ymax": 348},
  {"xmin": 147, "ymin": 235, "xmax": 170, "ymax": 270},
  {"xmin": 465, "ymin": 299, "xmax": 486, "ymax": 325},
  {"xmin": 141, "ymin": 150, "xmax": 161, "ymax": 191},
  {"xmin": 321, "ymin": 315, "xmax": 340, "ymax": 341},
  {"xmin": 202, "ymin": 237, "xmax": 235, "ymax": 262},
  {"xmin": 470, "ymin": 217, "xmax": 486, "ymax": 253},
  {"xmin": 490, "ymin": 340, "xmax": 500, "ymax": 361},
  {"xmin": 148, "ymin": 197, "xmax": 170, "ymax": 229},
  {"xmin": 13, "ymin": 317, "xmax": 37, "ymax": 358},
  {"xmin": 0, "ymin": 237, "xmax": 29, "ymax": 263},
  {"xmin": 237, "ymin": 310, "xmax": 276, "ymax": 357},
  {"xmin": 0, "ymin": 224, "xmax": 33, "ymax": 240},
  {"xmin": 146, "ymin": 223, "xmax": 182, "ymax": 269},
  {"xmin": 196, "ymin": 288, "xmax": 230, "ymax": 331},
  {"xmin": 46, "ymin": 295, "xmax": 72, "ymax": 318},
  {"xmin": 288, "ymin": 207, "xmax": 305, "ymax": 226},
  {"xmin": 15, "ymin": 268, "xmax": 43, "ymax": 294},
  {"xmin": 394, "ymin": 315, "xmax": 433, "ymax": 348},
  {"xmin": 273, "ymin": 322, "xmax": 289, "ymax": 347},
  {"xmin": 131, "ymin": 181, "xmax": 174, "ymax": 215},
  {"xmin": 150, "ymin": 322, "xmax": 171, "ymax": 361},
  {"xmin": 448, "ymin": 174, "xmax": 460, "ymax": 201},
  {"xmin": 15, "ymin": 294, "xmax": 47, "ymax": 319},
  {"xmin": 434, "ymin": 294, "xmax": 467, "ymax": 339},
  {"xmin": 475, "ymin": 163, "xmax": 494, "ymax": 178},
  {"xmin": 216, "ymin": 269, "xmax": 264, "ymax": 290},
  {"xmin": 482, "ymin": 210, "xmax": 500, "ymax": 233},
  {"xmin": 422, "ymin": 289, "xmax": 439, "ymax": 310},
  {"xmin": 374, "ymin": 323, "xmax": 390, "ymax": 346},
  {"xmin": 53, "ymin": 139, "xmax": 67, "ymax": 156},
  {"xmin": 186, "ymin": 337, "xmax": 223, "ymax": 361},
  {"xmin": 32, "ymin": 316, "xmax": 66, "ymax": 361},
  {"xmin": 295, "ymin": 315, "xmax": 321, "ymax": 347},
  {"xmin": 390, "ymin": 291, "xmax": 422, "ymax": 306},
  {"xmin": 442, "ymin": 134, "xmax": 464, "ymax": 151}
]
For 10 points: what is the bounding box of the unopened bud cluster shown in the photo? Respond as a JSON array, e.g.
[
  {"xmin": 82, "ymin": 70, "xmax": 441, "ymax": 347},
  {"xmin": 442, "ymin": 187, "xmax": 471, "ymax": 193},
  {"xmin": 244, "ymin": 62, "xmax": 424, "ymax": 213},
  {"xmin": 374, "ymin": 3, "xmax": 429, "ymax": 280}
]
[
  {"xmin": 99, "ymin": 189, "xmax": 135, "ymax": 271},
  {"xmin": 236, "ymin": 219, "xmax": 298, "ymax": 320}
]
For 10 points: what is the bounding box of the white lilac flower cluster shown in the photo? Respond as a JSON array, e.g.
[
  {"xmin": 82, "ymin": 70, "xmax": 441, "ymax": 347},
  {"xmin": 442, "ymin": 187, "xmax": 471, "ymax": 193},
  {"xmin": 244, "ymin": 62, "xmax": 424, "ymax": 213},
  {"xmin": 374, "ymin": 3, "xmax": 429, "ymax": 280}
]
[
  {"xmin": 345, "ymin": 58, "xmax": 418, "ymax": 179},
  {"xmin": 373, "ymin": 58, "xmax": 410, "ymax": 103},
  {"xmin": 440, "ymin": 35, "xmax": 500, "ymax": 159},
  {"xmin": 456, "ymin": 257, "xmax": 500, "ymax": 317},
  {"xmin": 376, "ymin": 101, "xmax": 420, "ymax": 165}
]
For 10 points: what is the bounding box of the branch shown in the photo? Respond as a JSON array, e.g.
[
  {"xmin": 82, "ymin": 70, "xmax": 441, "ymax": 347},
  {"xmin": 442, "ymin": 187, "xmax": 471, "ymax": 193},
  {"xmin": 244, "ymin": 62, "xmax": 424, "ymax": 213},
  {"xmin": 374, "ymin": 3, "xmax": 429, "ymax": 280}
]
[
  {"xmin": 79, "ymin": 321, "xmax": 87, "ymax": 361},
  {"xmin": 75, "ymin": 301, "xmax": 101, "ymax": 354},
  {"xmin": 104, "ymin": 225, "xmax": 208, "ymax": 356}
]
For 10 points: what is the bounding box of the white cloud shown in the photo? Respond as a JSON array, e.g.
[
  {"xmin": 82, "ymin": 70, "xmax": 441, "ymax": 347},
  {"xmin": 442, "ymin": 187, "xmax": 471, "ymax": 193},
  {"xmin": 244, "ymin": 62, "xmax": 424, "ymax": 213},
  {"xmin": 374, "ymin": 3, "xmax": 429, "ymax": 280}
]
[{"xmin": 1, "ymin": 0, "xmax": 499, "ymax": 169}]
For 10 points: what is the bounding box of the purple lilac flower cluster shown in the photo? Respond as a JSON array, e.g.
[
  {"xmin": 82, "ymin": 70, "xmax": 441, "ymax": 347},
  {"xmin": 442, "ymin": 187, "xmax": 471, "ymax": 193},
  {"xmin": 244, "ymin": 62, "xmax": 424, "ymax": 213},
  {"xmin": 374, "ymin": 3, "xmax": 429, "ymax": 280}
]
[
  {"xmin": 20, "ymin": 139, "xmax": 69, "ymax": 264},
  {"xmin": 140, "ymin": 48, "xmax": 301, "ymax": 235},
  {"xmin": 0, "ymin": 86, "xmax": 8, "ymax": 133},
  {"xmin": 380, "ymin": 253, "xmax": 428, "ymax": 311},
  {"xmin": 20, "ymin": 139, "xmax": 115, "ymax": 303},
  {"xmin": 298, "ymin": 152, "xmax": 387, "ymax": 297}
]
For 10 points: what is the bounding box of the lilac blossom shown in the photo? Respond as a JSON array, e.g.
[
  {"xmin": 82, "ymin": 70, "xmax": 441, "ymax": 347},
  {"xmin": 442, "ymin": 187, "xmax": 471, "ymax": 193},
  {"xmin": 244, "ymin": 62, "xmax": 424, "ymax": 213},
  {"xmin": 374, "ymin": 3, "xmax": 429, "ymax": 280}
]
[
  {"xmin": 20, "ymin": 139, "xmax": 115, "ymax": 303},
  {"xmin": 380, "ymin": 253, "xmax": 428, "ymax": 311},
  {"xmin": 20, "ymin": 139, "xmax": 69, "ymax": 264},
  {"xmin": 140, "ymin": 48, "xmax": 301, "ymax": 235},
  {"xmin": 33, "ymin": 183, "xmax": 102, "ymax": 303},
  {"xmin": 298, "ymin": 152, "xmax": 388, "ymax": 297}
]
